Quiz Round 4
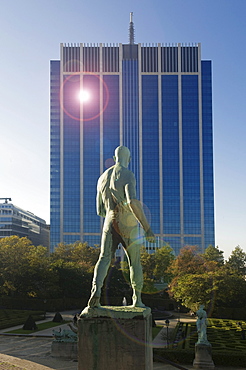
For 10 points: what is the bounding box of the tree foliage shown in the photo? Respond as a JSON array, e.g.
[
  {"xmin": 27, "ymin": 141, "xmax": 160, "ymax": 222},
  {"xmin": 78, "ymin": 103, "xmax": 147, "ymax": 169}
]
[
  {"xmin": 0, "ymin": 236, "xmax": 57, "ymax": 298},
  {"xmin": 226, "ymin": 245, "xmax": 246, "ymax": 275},
  {"xmin": 0, "ymin": 237, "xmax": 99, "ymax": 299},
  {"xmin": 168, "ymin": 245, "xmax": 246, "ymax": 312},
  {"xmin": 1, "ymin": 235, "xmax": 246, "ymax": 314},
  {"xmin": 202, "ymin": 245, "xmax": 224, "ymax": 266},
  {"xmin": 168, "ymin": 246, "xmax": 205, "ymax": 277}
]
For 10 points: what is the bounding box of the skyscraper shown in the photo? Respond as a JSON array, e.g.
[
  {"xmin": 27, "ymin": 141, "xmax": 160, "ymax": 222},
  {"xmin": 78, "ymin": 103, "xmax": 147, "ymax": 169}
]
[{"xmin": 50, "ymin": 19, "xmax": 214, "ymax": 253}]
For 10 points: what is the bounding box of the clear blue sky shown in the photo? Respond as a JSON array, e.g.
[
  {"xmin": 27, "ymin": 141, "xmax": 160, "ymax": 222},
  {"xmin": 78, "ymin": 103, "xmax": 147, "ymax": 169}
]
[{"xmin": 0, "ymin": 0, "xmax": 245, "ymax": 259}]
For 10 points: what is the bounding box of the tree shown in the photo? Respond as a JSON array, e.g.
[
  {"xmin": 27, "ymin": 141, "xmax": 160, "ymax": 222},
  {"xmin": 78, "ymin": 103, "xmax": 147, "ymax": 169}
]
[
  {"xmin": 169, "ymin": 267, "xmax": 246, "ymax": 312},
  {"xmin": 0, "ymin": 236, "xmax": 57, "ymax": 298},
  {"xmin": 153, "ymin": 244, "xmax": 175, "ymax": 282},
  {"xmin": 50, "ymin": 259, "xmax": 92, "ymax": 299},
  {"xmin": 140, "ymin": 247, "xmax": 156, "ymax": 280},
  {"xmin": 51, "ymin": 242, "xmax": 100, "ymax": 273},
  {"xmin": 168, "ymin": 245, "xmax": 205, "ymax": 277},
  {"xmin": 169, "ymin": 272, "xmax": 215, "ymax": 311},
  {"xmin": 101, "ymin": 263, "xmax": 132, "ymax": 301},
  {"xmin": 203, "ymin": 245, "xmax": 224, "ymax": 266},
  {"xmin": 226, "ymin": 246, "xmax": 246, "ymax": 276},
  {"xmin": 50, "ymin": 242, "xmax": 100, "ymax": 299}
]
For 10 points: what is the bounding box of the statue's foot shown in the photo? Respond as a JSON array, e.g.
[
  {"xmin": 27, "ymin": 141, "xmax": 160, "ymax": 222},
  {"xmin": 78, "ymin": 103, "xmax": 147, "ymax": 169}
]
[
  {"xmin": 131, "ymin": 300, "xmax": 147, "ymax": 308},
  {"xmin": 80, "ymin": 296, "xmax": 101, "ymax": 317},
  {"xmin": 88, "ymin": 296, "xmax": 101, "ymax": 308}
]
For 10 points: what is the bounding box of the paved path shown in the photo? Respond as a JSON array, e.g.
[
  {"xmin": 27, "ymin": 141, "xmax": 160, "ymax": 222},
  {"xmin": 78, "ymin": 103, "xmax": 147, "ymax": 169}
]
[{"xmin": 0, "ymin": 311, "xmax": 243, "ymax": 369}]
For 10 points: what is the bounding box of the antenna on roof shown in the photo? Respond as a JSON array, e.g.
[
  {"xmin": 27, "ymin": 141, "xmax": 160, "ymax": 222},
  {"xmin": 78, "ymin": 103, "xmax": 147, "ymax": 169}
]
[
  {"xmin": 129, "ymin": 12, "xmax": 135, "ymax": 44},
  {"xmin": 0, "ymin": 198, "xmax": 12, "ymax": 204}
]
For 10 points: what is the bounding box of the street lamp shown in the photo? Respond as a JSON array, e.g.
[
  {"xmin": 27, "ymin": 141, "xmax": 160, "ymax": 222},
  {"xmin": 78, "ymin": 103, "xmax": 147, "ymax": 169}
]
[
  {"xmin": 165, "ymin": 319, "xmax": 170, "ymax": 347},
  {"xmin": 43, "ymin": 299, "xmax": 47, "ymax": 319},
  {"xmin": 178, "ymin": 305, "xmax": 181, "ymax": 323}
]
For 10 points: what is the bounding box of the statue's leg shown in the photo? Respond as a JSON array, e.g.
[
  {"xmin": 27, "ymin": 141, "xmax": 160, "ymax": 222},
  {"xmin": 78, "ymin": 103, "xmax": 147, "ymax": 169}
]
[
  {"xmin": 124, "ymin": 239, "xmax": 145, "ymax": 307},
  {"xmin": 88, "ymin": 229, "xmax": 113, "ymax": 307}
]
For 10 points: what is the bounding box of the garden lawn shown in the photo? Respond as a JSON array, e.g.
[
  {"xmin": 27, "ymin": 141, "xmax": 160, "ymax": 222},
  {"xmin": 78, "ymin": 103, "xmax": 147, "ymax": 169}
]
[
  {"xmin": 0, "ymin": 309, "xmax": 44, "ymax": 330},
  {"xmin": 152, "ymin": 325, "xmax": 163, "ymax": 339}
]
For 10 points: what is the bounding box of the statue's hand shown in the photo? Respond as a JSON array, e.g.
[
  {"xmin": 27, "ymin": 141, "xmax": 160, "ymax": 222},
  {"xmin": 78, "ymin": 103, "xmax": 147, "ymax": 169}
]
[{"xmin": 145, "ymin": 228, "xmax": 156, "ymax": 243}]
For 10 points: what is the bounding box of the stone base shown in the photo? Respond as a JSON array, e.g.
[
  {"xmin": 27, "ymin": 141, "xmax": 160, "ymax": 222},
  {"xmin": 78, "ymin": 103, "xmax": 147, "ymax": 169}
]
[
  {"xmin": 51, "ymin": 341, "xmax": 78, "ymax": 360},
  {"xmin": 78, "ymin": 306, "xmax": 153, "ymax": 370},
  {"xmin": 193, "ymin": 344, "xmax": 215, "ymax": 369}
]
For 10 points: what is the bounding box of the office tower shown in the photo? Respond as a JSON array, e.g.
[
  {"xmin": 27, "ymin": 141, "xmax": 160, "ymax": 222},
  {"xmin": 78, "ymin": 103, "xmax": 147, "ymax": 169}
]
[
  {"xmin": 0, "ymin": 199, "xmax": 50, "ymax": 249},
  {"xmin": 50, "ymin": 21, "xmax": 214, "ymax": 253}
]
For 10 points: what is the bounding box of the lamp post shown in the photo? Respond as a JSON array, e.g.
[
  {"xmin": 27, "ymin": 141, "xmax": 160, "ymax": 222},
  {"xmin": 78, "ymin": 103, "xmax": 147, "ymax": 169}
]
[
  {"xmin": 165, "ymin": 319, "xmax": 170, "ymax": 347},
  {"xmin": 178, "ymin": 305, "xmax": 180, "ymax": 323},
  {"xmin": 43, "ymin": 299, "xmax": 47, "ymax": 319}
]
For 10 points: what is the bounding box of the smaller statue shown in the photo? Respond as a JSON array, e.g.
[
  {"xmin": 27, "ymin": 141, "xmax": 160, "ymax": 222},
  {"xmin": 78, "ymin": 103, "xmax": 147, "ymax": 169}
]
[
  {"xmin": 52, "ymin": 328, "xmax": 77, "ymax": 342},
  {"xmin": 196, "ymin": 305, "xmax": 210, "ymax": 345}
]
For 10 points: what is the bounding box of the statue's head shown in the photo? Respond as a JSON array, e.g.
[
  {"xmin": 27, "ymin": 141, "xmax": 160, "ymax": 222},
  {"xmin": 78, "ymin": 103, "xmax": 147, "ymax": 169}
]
[{"xmin": 114, "ymin": 146, "xmax": 131, "ymax": 166}]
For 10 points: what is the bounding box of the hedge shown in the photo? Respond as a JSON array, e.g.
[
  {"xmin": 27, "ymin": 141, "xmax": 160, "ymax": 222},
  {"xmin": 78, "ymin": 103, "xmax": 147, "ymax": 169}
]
[{"xmin": 154, "ymin": 348, "xmax": 246, "ymax": 368}]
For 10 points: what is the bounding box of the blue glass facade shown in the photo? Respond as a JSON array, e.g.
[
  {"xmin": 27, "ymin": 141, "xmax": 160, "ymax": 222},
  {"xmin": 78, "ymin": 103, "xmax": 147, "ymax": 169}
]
[
  {"xmin": 63, "ymin": 74, "xmax": 81, "ymax": 235},
  {"xmin": 50, "ymin": 43, "xmax": 215, "ymax": 254},
  {"xmin": 162, "ymin": 75, "xmax": 180, "ymax": 237},
  {"xmin": 122, "ymin": 59, "xmax": 140, "ymax": 193},
  {"xmin": 202, "ymin": 61, "xmax": 215, "ymax": 248},
  {"xmin": 50, "ymin": 61, "xmax": 61, "ymax": 248},
  {"xmin": 142, "ymin": 75, "xmax": 160, "ymax": 233},
  {"xmin": 182, "ymin": 75, "xmax": 201, "ymax": 236}
]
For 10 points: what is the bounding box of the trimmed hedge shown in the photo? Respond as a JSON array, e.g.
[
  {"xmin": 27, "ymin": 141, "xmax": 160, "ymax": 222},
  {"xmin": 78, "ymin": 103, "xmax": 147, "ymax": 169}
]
[
  {"xmin": 158, "ymin": 318, "xmax": 246, "ymax": 368},
  {"xmin": 213, "ymin": 307, "xmax": 246, "ymax": 320},
  {"xmin": 0, "ymin": 309, "xmax": 44, "ymax": 330},
  {"xmin": 154, "ymin": 348, "xmax": 246, "ymax": 368}
]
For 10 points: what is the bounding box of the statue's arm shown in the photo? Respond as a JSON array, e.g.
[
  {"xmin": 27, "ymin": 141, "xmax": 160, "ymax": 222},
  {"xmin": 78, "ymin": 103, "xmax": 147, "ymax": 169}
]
[
  {"xmin": 128, "ymin": 198, "xmax": 155, "ymax": 242},
  {"xmin": 96, "ymin": 191, "xmax": 106, "ymax": 217},
  {"xmin": 125, "ymin": 176, "xmax": 155, "ymax": 242}
]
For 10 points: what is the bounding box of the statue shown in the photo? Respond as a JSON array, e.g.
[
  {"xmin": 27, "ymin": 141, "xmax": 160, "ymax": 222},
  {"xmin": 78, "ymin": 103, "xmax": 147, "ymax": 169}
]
[
  {"xmin": 84, "ymin": 146, "xmax": 155, "ymax": 310},
  {"xmin": 193, "ymin": 305, "xmax": 214, "ymax": 369},
  {"xmin": 196, "ymin": 305, "xmax": 210, "ymax": 345},
  {"xmin": 52, "ymin": 328, "xmax": 77, "ymax": 342}
]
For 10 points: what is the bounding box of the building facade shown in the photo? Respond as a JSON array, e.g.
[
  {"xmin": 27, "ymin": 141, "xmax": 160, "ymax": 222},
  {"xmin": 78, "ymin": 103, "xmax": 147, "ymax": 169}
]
[
  {"xmin": 50, "ymin": 41, "xmax": 214, "ymax": 254},
  {"xmin": 0, "ymin": 201, "xmax": 50, "ymax": 249}
]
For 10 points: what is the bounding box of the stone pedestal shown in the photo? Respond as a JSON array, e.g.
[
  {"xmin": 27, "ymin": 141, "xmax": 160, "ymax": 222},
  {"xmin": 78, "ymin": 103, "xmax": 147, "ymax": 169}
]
[
  {"xmin": 78, "ymin": 306, "xmax": 153, "ymax": 370},
  {"xmin": 193, "ymin": 344, "xmax": 215, "ymax": 369}
]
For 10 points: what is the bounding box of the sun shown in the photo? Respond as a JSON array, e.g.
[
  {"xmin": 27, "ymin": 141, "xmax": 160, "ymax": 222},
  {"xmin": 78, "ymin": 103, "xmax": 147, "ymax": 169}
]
[{"xmin": 79, "ymin": 90, "xmax": 90, "ymax": 103}]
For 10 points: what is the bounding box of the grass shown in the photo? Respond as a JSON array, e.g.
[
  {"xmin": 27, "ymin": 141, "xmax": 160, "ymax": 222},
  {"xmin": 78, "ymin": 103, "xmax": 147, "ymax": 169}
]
[
  {"xmin": 152, "ymin": 325, "xmax": 163, "ymax": 339},
  {"xmin": 6, "ymin": 320, "xmax": 68, "ymax": 334}
]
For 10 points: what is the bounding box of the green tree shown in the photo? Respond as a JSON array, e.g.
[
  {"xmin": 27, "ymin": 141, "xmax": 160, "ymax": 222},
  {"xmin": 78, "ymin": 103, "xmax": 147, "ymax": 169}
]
[
  {"xmin": 169, "ymin": 272, "xmax": 216, "ymax": 311},
  {"xmin": 202, "ymin": 245, "xmax": 224, "ymax": 266},
  {"xmin": 50, "ymin": 242, "xmax": 100, "ymax": 299},
  {"xmin": 51, "ymin": 242, "xmax": 100, "ymax": 271},
  {"xmin": 102, "ymin": 263, "xmax": 132, "ymax": 300},
  {"xmin": 50, "ymin": 259, "xmax": 92, "ymax": 299},
  {"xmin": 0, "ymin": 236, "xmax": 57, "ymax": 298},
  {"xmin": 153, "ymin": 244, "xmax": 175, "ymax": 282},
  {"xmin": 140, "ymin": 247, "xmax": 156, "ymax": 280},
  {"xmin": 169, "ymin": 267, "xmax": 246, "ymax": 312},
  {"xmin": 226, "ymin": 246, "xmax": 246, "ymax": 275},
  {"xmin": 168, "ymin": 243, "xmax": 246, "ymax": 312}
]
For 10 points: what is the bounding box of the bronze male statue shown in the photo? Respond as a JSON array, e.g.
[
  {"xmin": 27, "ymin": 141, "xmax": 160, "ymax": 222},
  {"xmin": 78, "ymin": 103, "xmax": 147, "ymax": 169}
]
[{"xmin": 87, "ymin": 146, "xmax": 155, "ymax": 308}]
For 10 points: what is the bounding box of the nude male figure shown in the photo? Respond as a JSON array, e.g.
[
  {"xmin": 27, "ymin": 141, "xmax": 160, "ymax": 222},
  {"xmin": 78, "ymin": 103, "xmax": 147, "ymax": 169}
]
[{"xmin": 87, "ymin": 146, "xmax": 155, "ymax": 308}]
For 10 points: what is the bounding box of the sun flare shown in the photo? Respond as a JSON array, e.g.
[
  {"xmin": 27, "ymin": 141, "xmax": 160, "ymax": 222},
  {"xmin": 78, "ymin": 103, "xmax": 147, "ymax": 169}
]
[{"xmin": 79, "ymin": 90, "xmax": 90, "ymax": 102}]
